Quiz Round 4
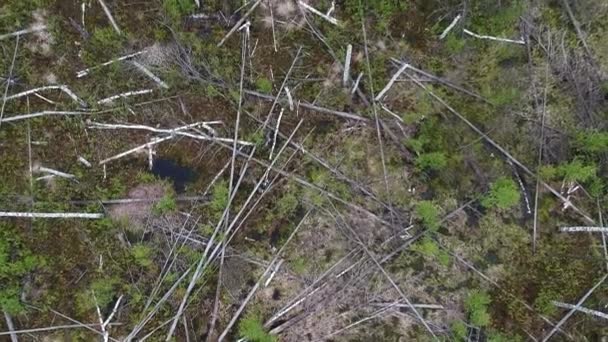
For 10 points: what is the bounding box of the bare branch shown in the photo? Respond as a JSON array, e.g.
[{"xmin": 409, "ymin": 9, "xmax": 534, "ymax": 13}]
[
  {"xmin": 439, "ymin": 14, "xmax": 461, "ymax": 39},
  {"xmin": 463, "ymin": 28, "xmax": 525, "ymax": 45},
  {"xmin": 0, "ymin": 212, "xmax": 103, "ymax": 219},
  {"xmin": 552, "ymin": 301, "xmax": 608, "ymax": 320},
  {"xmin": 97, "ymin": 0, "xmax": 122, "ymax": 34},
  {"xmin": 541, "ymin": 274, "xmax": 608, "ymax": 341}
]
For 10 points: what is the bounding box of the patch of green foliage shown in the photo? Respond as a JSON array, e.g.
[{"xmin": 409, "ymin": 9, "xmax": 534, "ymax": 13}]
[
  {"xmin": 0, "ymin": 226, "xmax": 43, "ymax": 314},
  {"xmin": 451, "ymin": 320, "xmax": 468, "ymax": 340},
  {"xmin": 164, "ymin": 0, "xmax": 195, "ymax": 20},
  {"xmin": 238, "ymin": 310, "xmax": 276, "ymax": 342},
  {"xmin": 210, "ymin": 180, "xmax": 229, "ymax": 219},
  {"xmin": 540, "ymin": 159, "xmax": 597, "ymax": 183},
  {"xmin": 416, "ymin": 152, "xmax": 448, "ymax": 171},
  {"xmin": 575, "ymin": 131, "xmax": 608, "ymax": 153},
  {"xmin": 276, "ymin": 189, "xmax": 299, "ymax": 218},
  {"xmin": 153, "ymin": 194, "xmax": 177, "ymax": 215},
  {"xmin": 76, "ymin": 277, "xmax": 119, "ymax": 314},
  {"xmin": 465, "ymin": 290, "xmax": 491, "ymax": 327},
  {"xmin": 131, "ymin": 244, "xmax": 153, "ymax": 268},
  {"xmin": 83, "ymin": 27, "xmax": 125, "ymax": 62},
  {"xmin": 470, "ymin": 0, "xmax": 523, "ymax": 35},
  {"xmin": 444, "ymin": 33, "xmax": 466, "ymax": 54},
  {"xmin": 343, "ymin": 0, "xmax": 408, "ymax": 31},
  {"xmin": 255, "ymin": 77, "xmax": 273, "ymax": 93},
  {"xmin": 481, "ymin": 177, "xmax": 520, "ymax": 210},
  {"xmin": 412, "ymin": 238, "xmax": 450, "ymax": 266},
  {"xmin": 415, "ymin": 201, "xmax": 440, "ymax": 231},
  {"xmin": 291, "ymin": 256, "xmax": 308, "ymax": 274}
]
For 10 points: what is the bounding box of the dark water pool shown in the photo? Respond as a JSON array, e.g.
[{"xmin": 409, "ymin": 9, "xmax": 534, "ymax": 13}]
[{"xmin": 151, "ymin": 158, "xmax": 197, "ymax": 192}]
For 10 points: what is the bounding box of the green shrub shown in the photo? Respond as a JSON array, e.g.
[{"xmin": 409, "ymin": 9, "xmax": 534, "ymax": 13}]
[
  {"xmin": 412, "ymin": 238, "xmax": 451, "ymax": 266},
  {"xmin": 481, "ymin": 177, "xmax": 520, "ymax": 210},
  {"xmin": 131, "ymin": 244, "xmax": 153, "ymax": 268},
  {"xmin": 76, "ymin": 277, "xmax": 119, "ymax": 313},
  {"xmin": 450, "ymin": 321, "xmax": 468, "ymax": 340},
  {"xmin": 238, "ymin": 311, "xmax": 276, "ymax": 342},
  {"xmin": 210, "ymin": 180, "xmax": 229, "ymax": 219},
  {"xmin": 541, "ymin": 160, "xmax": 597, "ymax": 183},
  {"xmin": 465, "ymin": 290, "xmax": 491, "ymax": 327},
  {"xmin": 255, "ymin": 77, "xmax": 273, "ymax": 93},
  {"xmin": 0, "ymin": 227, "xmax": 42, "ymax": 314},
  {"xmin": 575, "ymin": 131, "xmax": 608, "ymax": 153},
  {"xmin": 557, "ymin": 160, "xmax": 596, "ymax": 183},
  {"xmin": 416, "ymin": 152, "xmax": 448, "ymax": 171},
  {"xmin": 164, "ymin": 0, "xmax": 195, "ymax": 19},
  {"xmin": 153, "ymin": 194, "xmax": 177, "ymax": 215},
  {"xmin": 415, "ymin": 201, "xmax": 441, "ymax": 231}
]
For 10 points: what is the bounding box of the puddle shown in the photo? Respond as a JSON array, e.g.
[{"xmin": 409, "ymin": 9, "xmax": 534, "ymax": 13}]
[{"xmin": 151, "ymin": 158, "xmax": 196, "ymax": 193}]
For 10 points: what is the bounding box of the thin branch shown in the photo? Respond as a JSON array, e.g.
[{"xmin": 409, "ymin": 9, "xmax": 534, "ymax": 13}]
[
  {"xmin": 552, "ymin": 301, "xmax": 608, "ymax": 320},
  {"xmin": 77, "ymin": 50, "xmax": 146, "ymax": 78},
  {"xmin": 298, "ymin": 1, "xmax": 339, "ymax": 25},
  {"xmin": 1, "ymin": 111, "xmax": 92, "ymax": 123},
  {"xmin": 0, "ymin": 323, "xmax": 122, "ymax": 337},
  {"xmin": 375, "ymin": 63, "xmax": 410, "ymax": 101},
  {"xmin": 3, "ymin": 312, "xmax": 18, "ymax": 342},
  {"xmin": 541, "ymin": 274, "xmax": 608, "ymax": 341},
  {"xmin": 0, "ymin": 25, "xmax": 47, "ymax": 41},
  {"xmin": 4, "ymin": 85, "xmax": 87, "ymax": 107},
  {"xmin": 463, "ymin": 28, "xmax": 525, "ymax": 45},
  {"xmin": 439, "ymin": 14, "xmax": 461, "ymax": 39},
  {"xmin": 97, "ymin": 89, "xmax": 153, "ymax": 105},
  {"xmin": 97, "ymin": 0, "xmax": 122, "ymax": 34},
  {"xmin": 132, "ymin": 61, "xmax": 169, "ymax": 89},
  {"xmin": 217, "ymin": 0, "xmax": 262, "ymax": 47},
  {"xmin": 0, "ymin": 36, "xmax": 20, "ymax": 127},
  {"xmin": 0, "ymin": 212, "xmax": 103, "ymax": 219},
  {"xmin": 343, "ymin": 44, "xmax": 352, "ymax": 86},
  {"xmin": 560, "ymin": 226, "xmax": 608, "ymax": 233}
]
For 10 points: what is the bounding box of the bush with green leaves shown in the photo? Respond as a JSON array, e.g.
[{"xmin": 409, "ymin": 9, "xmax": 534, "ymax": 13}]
[
  {"xmin": 238, "ymin": 311, "xmax": 276, "ymax": 342},
  {"xmin": 255, "ymin": 77, "xmax": 273, "ymax": 93},
  {"xmin": 481, "ymin": 177, "xmax": 520, "ymax": 210},
  {"xmin": 210, "ymin": 180, "xmax": 229, "ymax": 219},
  {"xmin": 0, "ymin": 227, "xmax": 42, "ymax": 314},
  {"xmin": 153, "ymin": 194, "xmax": 177, "ymax": 215},
  {"xmin": 540, "ymin": 160, "xmax": 597, "ymax": 183},
  {"xmin": 131, "ymin": 244, "xmax": 153, "ymax": 268},
  {"xmin": 412, "ymin": 238, "xmax": 450, "ymax": 266},
  {"xmin": 465, "ymin": 290, "xmax": 491, "ymax": 327},
  {"xmin": 415, "ymin": 201, "xmax": 441, "ymax": 231},
  {"xmin": 164, "ymin": 0, "xmax": 195, "ymax": 20},
  {"xmin": 76, "ymin": 277, "xmax": 119, "ymax": 314},
  {"xmin": 575, "ymin": 131, "xmax": 608, "ymax": 153},
  {"xmin": 416, "ymin": 152, "xmax": 448, "ymax": 171}
]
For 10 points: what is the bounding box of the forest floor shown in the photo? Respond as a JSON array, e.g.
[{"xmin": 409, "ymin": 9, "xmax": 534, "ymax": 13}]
[{"xmin": 1, "ymin": 0, "xmax": 608, "ymax": 341}]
